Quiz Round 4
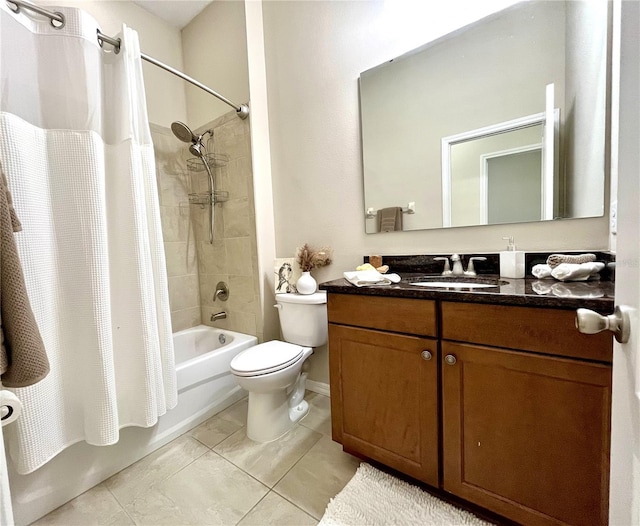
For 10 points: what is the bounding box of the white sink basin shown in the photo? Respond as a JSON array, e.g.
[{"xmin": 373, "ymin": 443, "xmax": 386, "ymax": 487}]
[{"xmin": 410, "ymin": 281, "xmax": 500, "ymax": 289}]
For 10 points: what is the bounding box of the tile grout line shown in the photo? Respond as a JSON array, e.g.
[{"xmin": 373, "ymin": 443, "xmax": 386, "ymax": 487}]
[
  {"xmin": 268, "ymin": 487, "xmax": 322, "ymax": 524},
  {"xmin": 113, "ymin": 436, "xmax": 210, "ymax": 512},
  {"xmin": 233, "ymin": 490, "xmax": 271, "ymax": 526},
  {"xmin": 211, "ymin": 423, "xmax": 323, "ymax": 490},
  {"xmin": 122, "ymin": 449, "xmax": 210, "ymax": 513}
]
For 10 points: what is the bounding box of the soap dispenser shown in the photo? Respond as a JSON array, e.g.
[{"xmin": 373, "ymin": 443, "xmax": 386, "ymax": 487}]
[{"xmin": 500, "ymin": 236, "xmax": 525, "ymax": 278}]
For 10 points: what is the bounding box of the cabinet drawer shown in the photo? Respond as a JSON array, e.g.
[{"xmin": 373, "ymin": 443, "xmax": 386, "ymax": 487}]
[
  {"xmin": 442, "ymin": 302, "xmax": 613, "ymax": 362},
  {"xmin": 328, "ymin": 294, "xmax": 437, "ymax": 337}
]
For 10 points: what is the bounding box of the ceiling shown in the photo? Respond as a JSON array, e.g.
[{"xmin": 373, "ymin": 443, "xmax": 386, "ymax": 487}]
[{"xmin": 132, "ymin": 1, "xmax": 213, "ymax": 30}]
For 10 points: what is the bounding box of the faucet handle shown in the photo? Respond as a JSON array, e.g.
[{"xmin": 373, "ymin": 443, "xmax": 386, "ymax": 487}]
[
  {"xmin": 464, "ymin": 256, "xmax": 487, "ymax": 276},
  {"xmin": 434, "ymin": 257, "xmax": 452, "ymax": 276},
  {"xmin": 214, "ymin": 281, "xmax": 229, "ymax": 301}
]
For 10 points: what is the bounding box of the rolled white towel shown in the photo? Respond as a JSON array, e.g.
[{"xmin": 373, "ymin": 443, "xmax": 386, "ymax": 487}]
[
  {"xmin": 550, "ymin": 262, "xmax": 605, "ymax": 281},
  {"xmin": 343, "ymin": 270, "xmax": 401, "ymax": 287},
  {"xmin": 532, "ymin": 264, "xmax": 553, "ymax": 278}
]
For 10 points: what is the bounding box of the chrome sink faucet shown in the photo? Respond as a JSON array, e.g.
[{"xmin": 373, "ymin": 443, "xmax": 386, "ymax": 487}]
[
  {"xmin": 435, "ymin": 254, "xmax": 487, "ymax": 276},
  {"xmin": 450, "ymin": 254, "xmax": 464, "ymax": 275}
]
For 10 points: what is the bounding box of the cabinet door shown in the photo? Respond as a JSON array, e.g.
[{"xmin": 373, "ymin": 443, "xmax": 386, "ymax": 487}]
[
  {"xmin": 329, "ymin": 324, "xmax": 439, "ymax": 486},
  {"xmin": 442, "ymin": 341, "xmax": 611, "ymax": 526}
]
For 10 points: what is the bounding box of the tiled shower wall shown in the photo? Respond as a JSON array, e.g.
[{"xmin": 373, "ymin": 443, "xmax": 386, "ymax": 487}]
[
  {"xmin": 192, "ymin": 112, "xmax": 262, "ymax": 341},
  {"xmin": 151, "ymin": 124, "xmax": 201, "ymax": 332},
  {"xmin": 151, "ymin": 112, "xmax": 261, "ymax": 340}
]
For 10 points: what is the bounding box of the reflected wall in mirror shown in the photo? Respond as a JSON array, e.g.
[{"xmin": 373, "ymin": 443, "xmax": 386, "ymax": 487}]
[{"xmin": 361, "ymin": 0, "xmax": 608, "ymax": 234}]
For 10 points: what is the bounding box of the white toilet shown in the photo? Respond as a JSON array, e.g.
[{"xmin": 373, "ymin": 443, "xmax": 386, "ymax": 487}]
[{"xmin": 230, "ymin": 291, "xmax": 328, "ymax": 442}]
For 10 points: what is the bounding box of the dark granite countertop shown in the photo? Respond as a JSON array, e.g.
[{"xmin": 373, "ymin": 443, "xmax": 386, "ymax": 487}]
[{"xmin": 320, "ymin": 274, "xmax": 615, "ymax": 313}]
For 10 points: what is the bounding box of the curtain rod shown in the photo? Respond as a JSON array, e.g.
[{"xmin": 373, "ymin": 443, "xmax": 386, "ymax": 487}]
[{"xmin": 6, "ymin": 0, "xmax": 250, "ymax": 120}]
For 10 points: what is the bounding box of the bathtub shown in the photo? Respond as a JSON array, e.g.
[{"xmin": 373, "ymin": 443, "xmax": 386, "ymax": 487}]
[
  {"xmin": 173, "ymin": 324, "xmax": 257, "ymax": 407},
  {"xmin": 8, "ymin": 325, "xmax": 257, "ymax": 525},
  {"xmin": 175, "ymin": 324, "xmax": 257, "ymax": 391}
]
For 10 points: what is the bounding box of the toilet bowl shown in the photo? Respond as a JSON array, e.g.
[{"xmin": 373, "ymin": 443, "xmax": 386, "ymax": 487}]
[{"xmin": 230, "ymin": 291, "xmax": 327, "ymax": 442}]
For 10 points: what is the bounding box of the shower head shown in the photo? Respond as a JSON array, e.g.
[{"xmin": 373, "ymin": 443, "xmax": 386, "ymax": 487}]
[
  {"xmin": 171, "ymin": 121, "xmax": 196, "ymax": 144},
  {"xmin": 172, "ymin": 121, "xmax": 213, "ymax": 159}
]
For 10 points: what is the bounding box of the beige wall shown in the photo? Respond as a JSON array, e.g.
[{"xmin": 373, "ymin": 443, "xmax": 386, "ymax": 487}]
[
  {"xmin": 261, "ymin": 0, "xmax": 611, "ymax": 383},
  {"xmin": 182, "ymin": 0, "xmax": 250, "ymax": 128},
  {"xmin": 39, "ymin": 0, "xmax": 187, "ymax": 128}
]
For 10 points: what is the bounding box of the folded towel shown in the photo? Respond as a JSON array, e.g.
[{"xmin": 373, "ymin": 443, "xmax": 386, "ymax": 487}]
[
  {"xmin": 550, "ymin": 262, "xmax": 604, "ymax": 282},
  {"xmin": 343, "ymin": 270, "xmax": 401, "ymax": 287},
  {"xmin": 377, "ymin": 207, "xmax": 403, "ymax": 232},
  {"xmin": 532, "ymin": 264, "xmax": 553, "ymax": 278},
  {"xmin": 547, "ymin": 253, "xmax": 596, "ymax": 268},
  {"xmin": 0, "ymin": 165, "xmax": 49, "ymax": 388}
]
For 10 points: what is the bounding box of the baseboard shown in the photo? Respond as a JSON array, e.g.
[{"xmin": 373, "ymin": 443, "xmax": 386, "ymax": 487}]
[{"xmin": 306, "ymin": 380, "xmax": 330, "ymax": 397}]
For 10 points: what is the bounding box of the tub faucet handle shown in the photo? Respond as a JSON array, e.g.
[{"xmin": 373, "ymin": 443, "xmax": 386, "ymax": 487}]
[
  {"xmin": 214, "ymin": 281, "xmax": 229, "ymax": 302},
  {"xmin": 211, "ymin": 311, "xmax": 227, "ymax": 322}
]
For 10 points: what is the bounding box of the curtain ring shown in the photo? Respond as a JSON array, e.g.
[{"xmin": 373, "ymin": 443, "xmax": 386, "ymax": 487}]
[
  {"xmin": 50, "ymin": 11, "xmax": 65, "ymax": 29},
  {"xmin": 6, "ymin": 1, "xmax": 19, "ymax": 14},
  {"xmin": 97, "ymin": 29, "xmax": 121, "ymax": 55}
]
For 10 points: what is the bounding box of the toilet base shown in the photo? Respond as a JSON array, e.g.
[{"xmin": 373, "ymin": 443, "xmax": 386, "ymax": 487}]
[
  {"xmin": 289, "ymin": 399, "xmax": 309, "ymax": 425},
  {"xmin": 246, "ymin": 389, "xmax": 310, "ymax": 443}
]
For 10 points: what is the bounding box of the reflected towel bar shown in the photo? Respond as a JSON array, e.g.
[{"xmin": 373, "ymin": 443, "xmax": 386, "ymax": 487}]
[{"xmin": 365, "ymin": 202, "xmax": 416, "ymax": 219}]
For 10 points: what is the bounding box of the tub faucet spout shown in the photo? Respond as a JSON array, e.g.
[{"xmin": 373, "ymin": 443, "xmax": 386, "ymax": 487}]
[{"xmin": 211, "ymin": 311, "xmax": 227, "ymax": 322}]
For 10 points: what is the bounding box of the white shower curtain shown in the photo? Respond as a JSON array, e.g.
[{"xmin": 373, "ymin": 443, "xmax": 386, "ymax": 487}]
[{"xmin": 0, "ymin": 5, "xmax": 176, "ymax": 474}]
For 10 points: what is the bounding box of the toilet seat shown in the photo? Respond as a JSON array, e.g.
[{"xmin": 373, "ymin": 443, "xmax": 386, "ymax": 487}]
[{"xmin": 230, "ymin": 341, "xmax": 305, "ymax": 377}]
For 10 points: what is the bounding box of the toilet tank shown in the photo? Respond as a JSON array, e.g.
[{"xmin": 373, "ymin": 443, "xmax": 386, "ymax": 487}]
[{"xmin": 275, "ymin": 291, "xmax": 328, "ymax": 347}]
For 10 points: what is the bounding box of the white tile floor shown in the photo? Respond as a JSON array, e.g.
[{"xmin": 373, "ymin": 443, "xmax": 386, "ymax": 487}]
[{"xmin": 32, "ymin": 392, "xmax": 360, "ymax": 526}]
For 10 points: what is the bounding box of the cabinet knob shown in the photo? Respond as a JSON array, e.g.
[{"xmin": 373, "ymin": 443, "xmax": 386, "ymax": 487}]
[
  {"xmin": 421, "ymin": 350, "xmax": 432, "ymax": 361},
  {"xmin": 576, "ymin": 305, "xmax": 631, "ymax": 344},
  {"xmin": 444, "ymin": 354, "xmax": 457, "ymax": 365}
]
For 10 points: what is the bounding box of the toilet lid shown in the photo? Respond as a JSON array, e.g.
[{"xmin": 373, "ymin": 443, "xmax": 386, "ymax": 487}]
[{"xmin": 230, "ymin": 341, "xmax": 304, "ymax": 376}]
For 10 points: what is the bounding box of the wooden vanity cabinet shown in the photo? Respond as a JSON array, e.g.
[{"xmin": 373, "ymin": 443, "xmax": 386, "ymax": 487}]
[
  {"xmin": 442, "ymin": 302, "xmax": 613, "ymax": 526},
  {"xmin": 328, "ymin": 293, "xmax": 613, "ymax": 526},
  {"xmin": 328, "ymin": 294, "xmax": 439, "ymax": 486}
]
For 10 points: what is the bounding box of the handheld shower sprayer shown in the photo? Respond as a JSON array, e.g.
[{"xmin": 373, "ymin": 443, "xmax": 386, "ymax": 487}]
[{"xmin": 171, "ymin": 120, "xmax": 216, "ymax": 244}]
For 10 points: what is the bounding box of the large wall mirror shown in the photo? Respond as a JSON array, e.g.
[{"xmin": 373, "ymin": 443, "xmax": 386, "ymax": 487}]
[{"xmin": 361, "ymin": 1, "xmax": 609, "ymax": 234}]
